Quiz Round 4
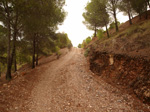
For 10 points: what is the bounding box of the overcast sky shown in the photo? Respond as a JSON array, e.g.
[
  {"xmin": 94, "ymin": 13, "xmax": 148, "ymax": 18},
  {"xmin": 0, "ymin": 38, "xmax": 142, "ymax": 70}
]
[{"xmin": 58, "ymin": 0, "xmax": 129, "ymax": 47}]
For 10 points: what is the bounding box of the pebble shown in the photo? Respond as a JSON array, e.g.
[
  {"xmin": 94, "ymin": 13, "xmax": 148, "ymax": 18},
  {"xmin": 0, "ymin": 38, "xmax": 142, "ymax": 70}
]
[
  {"xmin": 68, "ymin": 102, "xmax": 71, "ymax": 106},
  {"xmin": 15, "ymin": 107, "xmax": 18, "ymax": 110},
  {"xmin": 3, "ymin": 84, "xmax": 7, "ymax": 86},
  {"xmin": 88, "ymin": 104, "xmax": 92, "ymax": 108}
]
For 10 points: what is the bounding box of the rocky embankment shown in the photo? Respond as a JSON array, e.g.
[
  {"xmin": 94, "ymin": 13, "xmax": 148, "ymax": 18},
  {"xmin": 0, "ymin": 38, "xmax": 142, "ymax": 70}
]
[
  {"xmin": 87, "ymin": 20, "xmax": 150, "ymax": 105},
  {"xmin": 89, "ymin": 51, "xmax": 150, "ymax": 104}
]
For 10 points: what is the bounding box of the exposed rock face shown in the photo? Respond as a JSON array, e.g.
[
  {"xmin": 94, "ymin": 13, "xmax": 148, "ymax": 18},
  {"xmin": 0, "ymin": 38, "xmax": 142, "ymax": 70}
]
[{"xmin": 89, "ymin": 51, "xmax": 150, "ymax": 104}]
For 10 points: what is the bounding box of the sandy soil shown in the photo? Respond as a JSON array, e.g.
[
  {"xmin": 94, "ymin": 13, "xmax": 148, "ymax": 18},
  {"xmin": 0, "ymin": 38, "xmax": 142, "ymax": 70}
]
[{"xmin": 0, "ymin": 48, "xmax": 149, "ymax": 112}]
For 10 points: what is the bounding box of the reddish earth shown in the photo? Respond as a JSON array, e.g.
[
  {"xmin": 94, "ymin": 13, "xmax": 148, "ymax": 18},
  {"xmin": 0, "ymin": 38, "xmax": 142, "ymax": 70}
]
[{"xmin": 0, "ymin": 48, "xmax": 150, "ymax": 112}]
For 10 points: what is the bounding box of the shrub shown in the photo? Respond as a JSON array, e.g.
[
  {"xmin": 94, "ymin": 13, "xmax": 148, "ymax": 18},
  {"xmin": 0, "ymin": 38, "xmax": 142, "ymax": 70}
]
[
  {"xmin": 97, "ymin": 29, "xmax": 104, "ymax": 39},
  {"xmin": 67, "ymin": 43, "xmax": 72, "ymax": 50},
  {"xmin": 81, "ymin": 40, "xmax": 87, "ymax": 48},
  {"xmin": 85, "ymin": 37, "xmax": 92, "ymax": 44},
  {"xmin": 84, "ymin": 48, "xmax": 90, "ymax": 57},
  {"xmin": 55, "ymin": 46, "xmax": 60, "ymax": 53},
  {"xmin": 109, "ymin": 21, "xmax": 120, "ymax": 30},
  {"xmin": 78, "ymin": 44, "xmax": 82, "ymax": 48},
  {"xmin": 126, "ymin": 25, "xmax": 139, "ymax": 36}
]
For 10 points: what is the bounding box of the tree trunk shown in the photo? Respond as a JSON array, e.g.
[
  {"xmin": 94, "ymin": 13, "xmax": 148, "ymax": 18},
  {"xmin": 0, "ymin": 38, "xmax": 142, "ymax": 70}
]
[
  {"xmin": 32, "ymin": 35, "xmax": 36, "ymax": 69},
  {"xmin": 10, "ymin": 26, "xmax": 17, "ymax": 72},
  {"xmin": 11, "ymin": 33, "xmax": 17, "ymax": 72},
  {"xmin": 14, "ymin": 54, "xmax": 17, "ymax": 72},
  {"xmin": 10, "ymin": 12, "xmax": 18, "ymax": 72},
  {"xmin": 0, "ymin": 68, "xmax": 1, "ymax": 78},
  {"xmin": 13, "ymin": 35, "xmax": 17, "ymax": 72},
  {"xmin": 139, "ymin": 12, "xmax": 142, "ymax": 20},
  {"xmin": 128, "ymin": 11, "xmax": 132, "ymax": 25},
  {"xmin": 36, "ymin": 39, "xmax": 39, "ymax": 66},
  {"xmin": 113, "ymin": 10, "xmax": 119, "ymax": 32},
  {"xmin": 5, "ymin": 1, "xmax": 12, "ymax": 80},
  {"xmin": 145, "ymin": 6, "xmax": 148, "ymax": 19},
  {"xmin": 36, "ymin": 53, "xmax": 38, "ymax": 66},
  {"xmin": 94, "ymin": 25, "xmax": 97, "ymax": 37},
  {"xmin": 105, "ymin": 25, "xmax": 110, "ymax": 38},
  {"xmin": 6, "ymin": 21, "xmax": 12, "ymax": 80}
]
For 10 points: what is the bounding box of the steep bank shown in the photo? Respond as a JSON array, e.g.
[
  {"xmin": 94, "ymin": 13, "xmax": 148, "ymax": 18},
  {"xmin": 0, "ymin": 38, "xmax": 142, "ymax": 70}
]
[
  {"xmin": 87, "ymin": 19, "xmax": 150, "ymax": 104},
  {"xmin": 89, "ymin": 52, "xmax": 150, "ymax": 104}
]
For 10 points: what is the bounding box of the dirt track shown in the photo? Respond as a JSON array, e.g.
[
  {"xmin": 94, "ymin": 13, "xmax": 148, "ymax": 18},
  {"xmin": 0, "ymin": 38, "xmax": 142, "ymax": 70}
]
[
  {"xmin": 24, "ymin": 48, "xmax": 149, "ymax": 112},
  {"xmin": 0, "ymin": 48, "xmax": 149, "ymax": 112}
]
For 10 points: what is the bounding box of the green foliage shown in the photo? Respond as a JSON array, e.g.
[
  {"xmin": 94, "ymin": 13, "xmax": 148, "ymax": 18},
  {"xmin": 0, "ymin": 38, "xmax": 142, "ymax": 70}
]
[
  {"xmin": 109, "ymin": 21, "xmax": 120, "ymax": 30},
  {"xmin": 84, "ymin": 48, "xmax": 90, "ymax": 57},
  {"xmin": 78, "ymin": 44, "xmax": 82, "ymax": 48},
  {"xmin": 67, "ymin": 42, "xmax": 72, "ymax": 50},
  {"xmin": 83, "ymin": 0, "xmax": 109, "ymax": 36},
  {"xmin": 56, "ymin": 33, "xmax": 72, "ymax": 49},
  {"xmin": 81, "ymin": 40, "xmax": 87, "ymax": 48},
  {"xmin": 85, "ymin": 37, "xmax": 92, "ymax": 44},
  {"xmin": 83, "ymin": 0, "xmax": 110, "ymax": 37},
  {"xmin": 0, "ymin": 25, "xmax": 7, "ymax": 55},
  {"xmin": 118, "ymin": 0, "xmax": 136, "ymax": 18},
  {"xmin": 78, "ymin": 36, "xmax": 92, "ymax": 49},
  {"xmin": 126, "ymin": 25, "xmax": 139, "ymax": 36},
  {"xmin": 107, "ymin": 0, "xmax": 120, "ymax": 31},
  {"xmin": 55, "ymin": 46, "xmax": 60, "ymax": 53},
  {"xmin": 0, "ymin": 0, "xmax": 70, "ymax": 77},
  {"xmin": 131, "ymin": 0, "xmax": 147, "ymax": 15},
  {"xmin": 125, "ymin": 23, "xmax": 147, "ymax": 36},
  {"xmin": 17, "ymin": 53, "xmax": 32, "ymax": 65},
  {"xmin": 0, "ymin": 62, "xmax": 6, "ymax": 76},
  {"xmin": 97, "ymin": 29, "xmax": 104, "ymax": 39}
]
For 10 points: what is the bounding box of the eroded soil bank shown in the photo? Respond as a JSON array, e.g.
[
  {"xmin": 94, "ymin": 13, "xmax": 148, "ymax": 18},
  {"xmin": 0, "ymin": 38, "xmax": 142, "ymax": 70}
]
[{"xmin": 89, "ymin": 51, "xmax": 150, "ymax": 105}]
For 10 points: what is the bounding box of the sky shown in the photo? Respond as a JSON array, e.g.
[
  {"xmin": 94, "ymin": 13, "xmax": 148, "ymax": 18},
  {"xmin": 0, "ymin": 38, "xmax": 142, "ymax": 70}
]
[{"xmin": 58, "ymin": 0, "xmax": 129, "ymax": 47}]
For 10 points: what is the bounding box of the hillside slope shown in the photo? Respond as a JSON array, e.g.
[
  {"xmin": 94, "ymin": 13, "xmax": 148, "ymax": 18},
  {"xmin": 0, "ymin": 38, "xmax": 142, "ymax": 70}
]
[{"xmin": 87, "ymin": 16, "xmax": 150, "ymax": 105}]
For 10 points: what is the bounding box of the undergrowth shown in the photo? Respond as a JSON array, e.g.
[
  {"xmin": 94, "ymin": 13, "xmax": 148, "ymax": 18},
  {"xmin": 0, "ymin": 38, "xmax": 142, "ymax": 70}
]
[
  {"xmin": 97, "ymin": 20, "xmax": 150, "ymax": 45},
  {"xmin": 84, "ymin": 48, "xmax": 90, "ymax": 57}
]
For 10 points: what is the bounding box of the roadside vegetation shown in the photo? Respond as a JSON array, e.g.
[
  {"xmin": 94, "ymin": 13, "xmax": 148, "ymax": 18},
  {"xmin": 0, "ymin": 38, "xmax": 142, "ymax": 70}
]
[
  {"xmin": 0, "ymin": 0, "xmax": 72, "ymax": 80},
  {"xmin": 79, "ymin": 0, "xmax": 150, "ymax": 49},
  {"xmin": 78, "ymin": 36, "xmax": 92, "ymax": 48},
  {"xmin": 79, "ymin": 0, "xmax": 150, "ymax": 105}
]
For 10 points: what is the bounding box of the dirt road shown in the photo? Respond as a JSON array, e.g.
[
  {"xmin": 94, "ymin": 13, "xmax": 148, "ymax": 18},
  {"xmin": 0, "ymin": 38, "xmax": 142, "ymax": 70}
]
[
  {"xmin": 0, "ymin": 48, "xmax": 149, "ymax": 112},
  {"xmin": 23, "ymin": 48, "xmax": 148, "ymax": 112}
]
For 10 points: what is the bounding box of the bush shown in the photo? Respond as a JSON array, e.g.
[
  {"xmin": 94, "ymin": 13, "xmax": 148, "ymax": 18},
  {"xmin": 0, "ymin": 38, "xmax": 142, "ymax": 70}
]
[
  {"xmin": 55, "ymin": 46, "xmax": 60, "ymax": 53},
  {"xmin": 109, "ymin": 21, "xmax": 120, "ymax": 30},
  {"xmin": 85, "ymin": 37, "xmax": 92, "ymax": 44},
  {"xmin": 0, "ymin": 62, "xmax": 6, "ymax": 77},
  {"xmin": 126, "ymin": 25, "xmax": 139, "ymax": 36},
  {"xmin": 78, "ymin": 44, "xmax": 82, "ymax": 48},
  {"xmin": 97, "ymin": 29, "xmax": 104, "ymax": 39},
  {"xmin": 81, "ymin": 40, "xmax": 87, "ymax": 48},
  {"xmin": 84, "ymin": 48, "xmax": 90, "ymax": 57},
  {"xmin": 67, "ymin": 43, "xmax": 72, "ymax": 50}
]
